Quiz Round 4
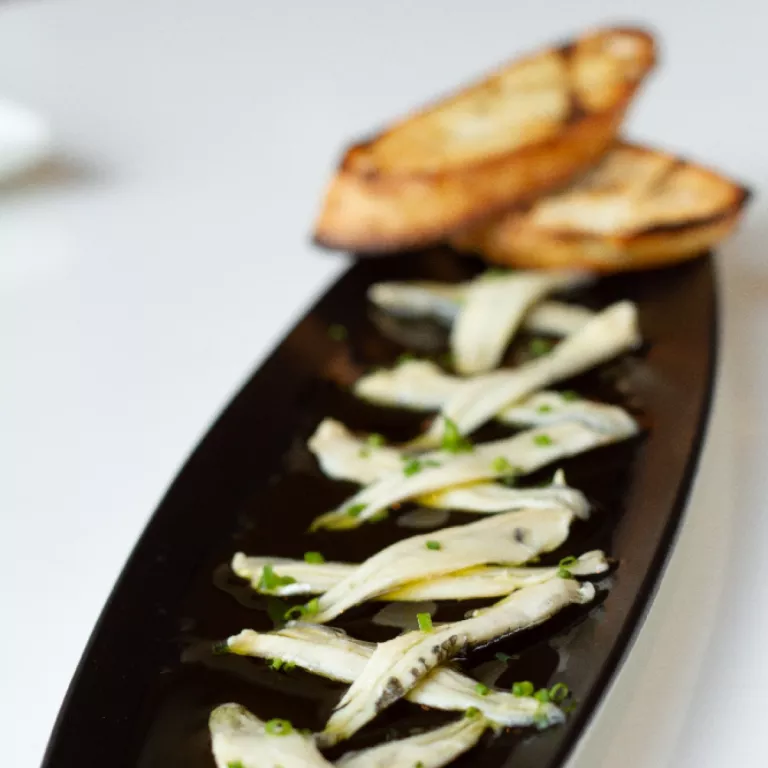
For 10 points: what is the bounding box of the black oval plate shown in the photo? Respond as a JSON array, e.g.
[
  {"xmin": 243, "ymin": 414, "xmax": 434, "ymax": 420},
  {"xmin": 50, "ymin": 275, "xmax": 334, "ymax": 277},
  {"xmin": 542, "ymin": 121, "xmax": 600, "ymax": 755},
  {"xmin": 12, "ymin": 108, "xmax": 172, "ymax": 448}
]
[{"xmin": 41, "ymin": 250, "xmax": 717, "ymax": 768}]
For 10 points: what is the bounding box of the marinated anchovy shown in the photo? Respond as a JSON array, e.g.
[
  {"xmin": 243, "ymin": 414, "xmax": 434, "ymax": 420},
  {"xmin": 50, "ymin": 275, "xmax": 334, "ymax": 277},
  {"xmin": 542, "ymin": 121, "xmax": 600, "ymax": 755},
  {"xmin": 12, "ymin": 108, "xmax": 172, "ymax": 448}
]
[
  {"xmin": 336, "ymin": 714, "xmax": 489, "ymax": 768},
  {"xmin": 209, "ymin": 703, "xmax": 332, "ymax": 768},
  {"xmin": 230, "ymin": 549, "xmax": 607, "ymax": 601},
  {"xmin": 450, "ymin": 271, "xmax": 585, "ymax": 375},
  {"xmin": 354, "ymin": 361, "xmax": 636, "ymax": 435},
  {"xmin": 320, "ymin": 579, "xmax": 595, "ymax": 745},
  {"xmin": 310, "ymin": 507, "xmax": 574, "ymax": 623},
  {"xmin": 368, "ymin": 279, "xmax": 595, "ymax": 336},
  {"xmin": 413, "ymin": 301, "xmax": 641, "ymax": 447},
  {"xmin": 419, "ymin": 469, "xmax": 590, "ymax": 518},
  {"xmin": 226, "ymin": 624, "xmax": 563, "ymax": 727},
  {"xmin": 312, "ymin": 419, "xmax": 635, "ymax": 530},
  {"xmin": 308, "ymin": 418, "xmax": 404, "ymax": 484}
]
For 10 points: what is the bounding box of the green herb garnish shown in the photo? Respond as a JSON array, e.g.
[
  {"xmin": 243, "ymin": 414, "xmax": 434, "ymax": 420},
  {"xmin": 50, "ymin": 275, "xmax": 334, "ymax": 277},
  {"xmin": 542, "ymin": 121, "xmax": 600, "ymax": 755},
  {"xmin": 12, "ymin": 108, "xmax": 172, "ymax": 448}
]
[
  {"xmin": 491, "ymin": 456, "xmax": 513, "ymax": 474},
  {"xmin": 327, "ymin": 324, "xmax": 347, "ymax": 341},
  {"xmin": 269, "ymin": 658, "xmax": 285, "ymax": 671},
  {"xmin": 396, "ymin": 351, "xmax": 416, "ymax": 365},
  {"xmin": 346, "ymin": 503, "xmax": 366, "ymax": 518},
  {"xmin": 369, "ymin": 509, "xmax": 390, "ymax": 523},
  {"xmin": 403, "ymin": 458, "xmax": 423, "ymax": 476},
  {"xmin": 417, "ymin": 612, "xmax": 433, "ymax": 633},
  {"xmin": 474, "ymin": 682, "xmax": 490, "ymax": 696},
  {"xmin": 558, "ymin": 555, "xmax": 578, "ymax": 579},
  {"xmin": 227, "ymin": 761, "xmax": 245, "ymax": 768},
  {"xmin": 529, "ymin": 338, "xmax": 554, "ymax": 357},
  {"xmin": 560, "ymin": 390, "xmax": 580, "ymax": 402},
  {"xmin": 367, "ymin": 433, "xmax": 386, "ymax": 448},
  {"xmin": 512, "ymin": 681, "xmax": 535, "ymax": 697},
  {"xmin": 258, "ymin": 564, "xmax": 297, "ymax": 592},
  {"xmin": 303, "ymin": 551, "xmax": 325, "ymax": 564},
  {"xmin": 533, "ymin": 433, "xmax": 553, "ymax": 447},
  {"xmin": 441, "ymin": 417, "xmax": 473, "ymax": 454},
  {"xmin": 211, "ymin": 640, "xmax": 230, "ymax": 656},
  {"xmin": 537, "ymin": 403, "xmax": 553, "ymax": 414},
  {"xmin": 265, "ymin": 718, "xmax": 293, "ymax": 736},
  {"xmin": 266, "ymin": 596, "xmax": 290, "ymax": 628},
  {"xmin": 465, "ymin": 706, "xmax": 481, "ymax": 718},
  {"xmin": 548, "ymin": 682, "xmax": 570, "ymax": 703},
  {"xmin": 425, "ymin": 540, "xmax": 441, "ymax": 551},
  {"xmin": 534, "ymin": 688, "xmax": 551, "ymax": 703},
  {"xmin": 284, "ymin": 598, "xmax": 319, "ymax": 621}
]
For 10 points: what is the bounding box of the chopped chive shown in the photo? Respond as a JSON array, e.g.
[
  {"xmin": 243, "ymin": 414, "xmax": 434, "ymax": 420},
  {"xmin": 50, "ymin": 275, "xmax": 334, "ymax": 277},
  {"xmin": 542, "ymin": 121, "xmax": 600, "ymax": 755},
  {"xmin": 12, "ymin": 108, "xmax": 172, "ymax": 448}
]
[
  {"xmin": 346, "ymin": 503, "xmax": 366, "ymax": 518},
  {"xmin": 269, "ymin": 658, "xmax": 284, "ymax": 671},
  {"xmin": 537, "ymin": 403, "xmax": 553, "ymax": 414},
  {"xmin": 303, "ymin": 551, "xmax": 325, "ymax": 564},
  {"xmin": 266, "ymin": 596, "xmax": 289, "ymax": 628},
  {"xmin": 529, "ymin": 338, "xmax": 554, "ymax": 358},
  {"xmin": 549, "ymin": 682, "xmax": 570, "ymax": 703},
  {"xmin": 491, "ymin": 456, "xmax": 513, "ymax": 474},
  {"xmin": 417, "ymin": 612, "xmax": 433, "ymax": 633},
  {"xmin": 512, "ymin": 681, "xmax": 534, "ymax": 697},
  {"xmin": 227, "ymin": 762, "xmax": 245, "ymax": 768},
  {"xmin": 425, "ymin": 540, "xmax": 441, "ymax": 551},
  {"xmin": 403, "ymin": 458, "xmax": 423, "ymax": 476},
  {"xmin": 465, "ymin": 706, "xmax": 481, "ymax": 718},
  {"xmin": 396, "ymin": 351, "xmax": 416, "ymax": 365},
  {"xmin": 533, "ymin": 706, "xmax": 550, "ymax": 729},
  {"xmin": 534, "ymin": 688, "xmax": 551, "ymax": 703},
  {"xmin": 257, "ymin": 564, "xmax": 297, "ymax": 592},
  {"xmin": 495, "ymin": 652, "xmax": 513, "ymax": 663},
  {"xmin": 284, "ymin": 597, "xmax": 319, "ymax": 621},
  {"xmin": 415, "ymin": 763, "xmax": 425, "ymax": 768},
  {"xmin": 441, "ymin": 417, "xmax": 474, "ymax": 454},
  {"xmin": 265, "ymin": 718, "xmax": 293, "ymax": 736},
  {"xmin": 533, "ymin": 433, "xmax": 553, "ymax": 447},
  {"xmin": 558, "ymin": 555, "xmax": 578, "ymax": 579},
  {"xmin": 560, "ymin": 390, "xmax": 580, "ymax": 402},
  {"xmin": 211, "ymin": 640, "xmax": 230, "ymax": 656},
  {"xmin": 474, "ymin": 682, "xmax": 490, "ymax": 696},
  {"xmin": 369, "ymin": 509, "xmax": 389, "ymax": 523},
  {"xmin": 327, "ymin": 324, "xmax": 347, "ymax": 341},
  {"xmin": 366, "ymin": 433, "xmax": 386, "ymax": 448}
]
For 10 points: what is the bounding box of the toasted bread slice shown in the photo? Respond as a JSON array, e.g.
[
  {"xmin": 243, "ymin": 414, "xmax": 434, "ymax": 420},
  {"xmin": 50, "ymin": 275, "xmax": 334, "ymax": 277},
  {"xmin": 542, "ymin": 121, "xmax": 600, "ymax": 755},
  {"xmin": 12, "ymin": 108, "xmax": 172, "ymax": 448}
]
[
  {"xmin": 314, "ymin": 27, "xmax": 656, "ymax": 253},
  {"xmin": 452, "ymin": 142, "xmax": 750, "ymax": 272}
]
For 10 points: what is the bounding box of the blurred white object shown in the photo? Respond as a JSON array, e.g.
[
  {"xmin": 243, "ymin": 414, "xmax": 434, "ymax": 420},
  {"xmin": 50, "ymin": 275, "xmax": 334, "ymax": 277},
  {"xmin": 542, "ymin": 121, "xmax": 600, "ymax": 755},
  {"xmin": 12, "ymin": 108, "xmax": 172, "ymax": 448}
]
[{"xmin": 0, "ymin": 98, "xmax": 50, "ymax": 182}]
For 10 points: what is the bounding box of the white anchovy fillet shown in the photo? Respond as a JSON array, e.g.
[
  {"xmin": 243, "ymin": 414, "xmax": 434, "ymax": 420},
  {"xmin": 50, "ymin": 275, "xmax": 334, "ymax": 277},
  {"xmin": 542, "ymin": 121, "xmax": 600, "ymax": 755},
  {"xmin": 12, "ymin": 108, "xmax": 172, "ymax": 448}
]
[
  {"xmin": 336, "ymin": 714, "xmax": 489, "ymax": 768},
  {"xmin": 354, "ymin": 361, "xmax": 636, "ymax": 434},
  {"xmin": 414, "ymin": 301, "xmax": 641, "ymax": 447},
  {"xmin": 209, "ymin": 703, "xmax": 332, "ymax": 768},
  {"xmin": 231, "ymin": 553, "xmax": 354, "ymax": 596},
  {"xmin": 226, "ymin": 624, "xmax": 563, "ymax": 727},
  {"xmin": 310, "ymin": 507, "xmax": 574, "ymax": 623},
  {"xmin": 384, "ymin": 550, "xmax": 608, "ymax": 601},
  {"xmin": 419, "ymin": 469, "xmax": 590, "ymax": 518},
  {"xmin": 312, "ymin": 419, "xmax": 635, "ymax": 529},
  {"xmin": 368, "ymin": 280, "xmax": 595, "ymax": 336},
  {"xmin": 308, "ymin": 418, "xmax": 404, "ymax": 484},
  {"xmin": 355, "ymin": 361, "xmax": 462, "ymax": 410},
  {"xmin": 451, "ymin": 271, "xmax": 585, "ymax": 375},
  {"xmin": 320, "ymin": 579, "xmax": 595, "ymax": 745},
  {"xmin": 230, "ymin": 550, "xmax": 607, "ymax": 601}
]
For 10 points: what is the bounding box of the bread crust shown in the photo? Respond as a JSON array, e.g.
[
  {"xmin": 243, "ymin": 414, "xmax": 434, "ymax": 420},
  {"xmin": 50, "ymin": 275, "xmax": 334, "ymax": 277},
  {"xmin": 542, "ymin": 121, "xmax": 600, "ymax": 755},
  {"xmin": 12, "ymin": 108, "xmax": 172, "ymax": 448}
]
[{"xmin": 314, "ymin": 27, "xmax": 657, "ymax": 253}]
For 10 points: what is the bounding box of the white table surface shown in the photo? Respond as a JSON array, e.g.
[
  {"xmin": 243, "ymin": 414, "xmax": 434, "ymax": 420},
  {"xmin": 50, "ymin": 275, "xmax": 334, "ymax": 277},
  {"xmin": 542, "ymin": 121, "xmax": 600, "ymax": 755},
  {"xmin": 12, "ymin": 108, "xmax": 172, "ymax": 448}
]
[{"xmin": 2, "ymin": 1, "xmax": 767, "ymax": 765}]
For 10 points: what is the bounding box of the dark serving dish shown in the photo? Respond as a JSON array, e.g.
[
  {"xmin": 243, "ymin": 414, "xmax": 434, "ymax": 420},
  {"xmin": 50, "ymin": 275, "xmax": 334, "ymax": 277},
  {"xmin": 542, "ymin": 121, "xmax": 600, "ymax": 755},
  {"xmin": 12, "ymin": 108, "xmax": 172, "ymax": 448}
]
[{"xmin": 42, "ymin": 250, "xmax": 717, "ymax": 768}]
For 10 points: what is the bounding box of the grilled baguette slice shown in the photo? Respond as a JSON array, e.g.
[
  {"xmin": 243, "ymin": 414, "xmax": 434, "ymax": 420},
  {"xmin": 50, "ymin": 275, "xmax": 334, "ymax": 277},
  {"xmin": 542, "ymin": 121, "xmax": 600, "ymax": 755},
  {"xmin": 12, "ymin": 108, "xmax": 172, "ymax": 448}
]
[
  {"xmin": 452, "ymin": 142, "xmax": 750, "ymax": 272},
  {"xmin": 314, "ymin": 26, "xmax": 656, "ymax": 253}
]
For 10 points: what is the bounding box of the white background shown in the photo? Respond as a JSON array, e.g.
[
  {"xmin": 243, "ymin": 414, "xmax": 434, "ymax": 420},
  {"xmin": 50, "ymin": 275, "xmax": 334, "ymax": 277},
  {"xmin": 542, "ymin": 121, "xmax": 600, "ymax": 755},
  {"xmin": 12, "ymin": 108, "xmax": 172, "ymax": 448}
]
[{"xmin": 2, "ymin": 1, "xmax": 767, "ymax": 765}]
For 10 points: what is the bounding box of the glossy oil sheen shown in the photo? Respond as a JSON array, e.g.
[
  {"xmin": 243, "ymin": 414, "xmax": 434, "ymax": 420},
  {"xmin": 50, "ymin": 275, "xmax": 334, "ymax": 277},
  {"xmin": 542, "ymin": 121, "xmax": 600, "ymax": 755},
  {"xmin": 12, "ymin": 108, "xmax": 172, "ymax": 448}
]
[{"xmin": 41, "ymin": 250, "xmax": 717, "ymax": 768}]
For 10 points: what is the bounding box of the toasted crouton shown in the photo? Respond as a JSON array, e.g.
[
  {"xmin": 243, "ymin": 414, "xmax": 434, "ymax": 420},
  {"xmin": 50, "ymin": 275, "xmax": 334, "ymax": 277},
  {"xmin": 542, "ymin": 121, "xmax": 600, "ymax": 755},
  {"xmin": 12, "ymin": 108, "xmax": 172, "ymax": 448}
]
[
  {"xmin": 314, "ymin": 27, "xmax": 657, "ymax": 253},
  {"xmin": 452, "ymin": 142, "xmax": 750, "ymax": 272}
]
